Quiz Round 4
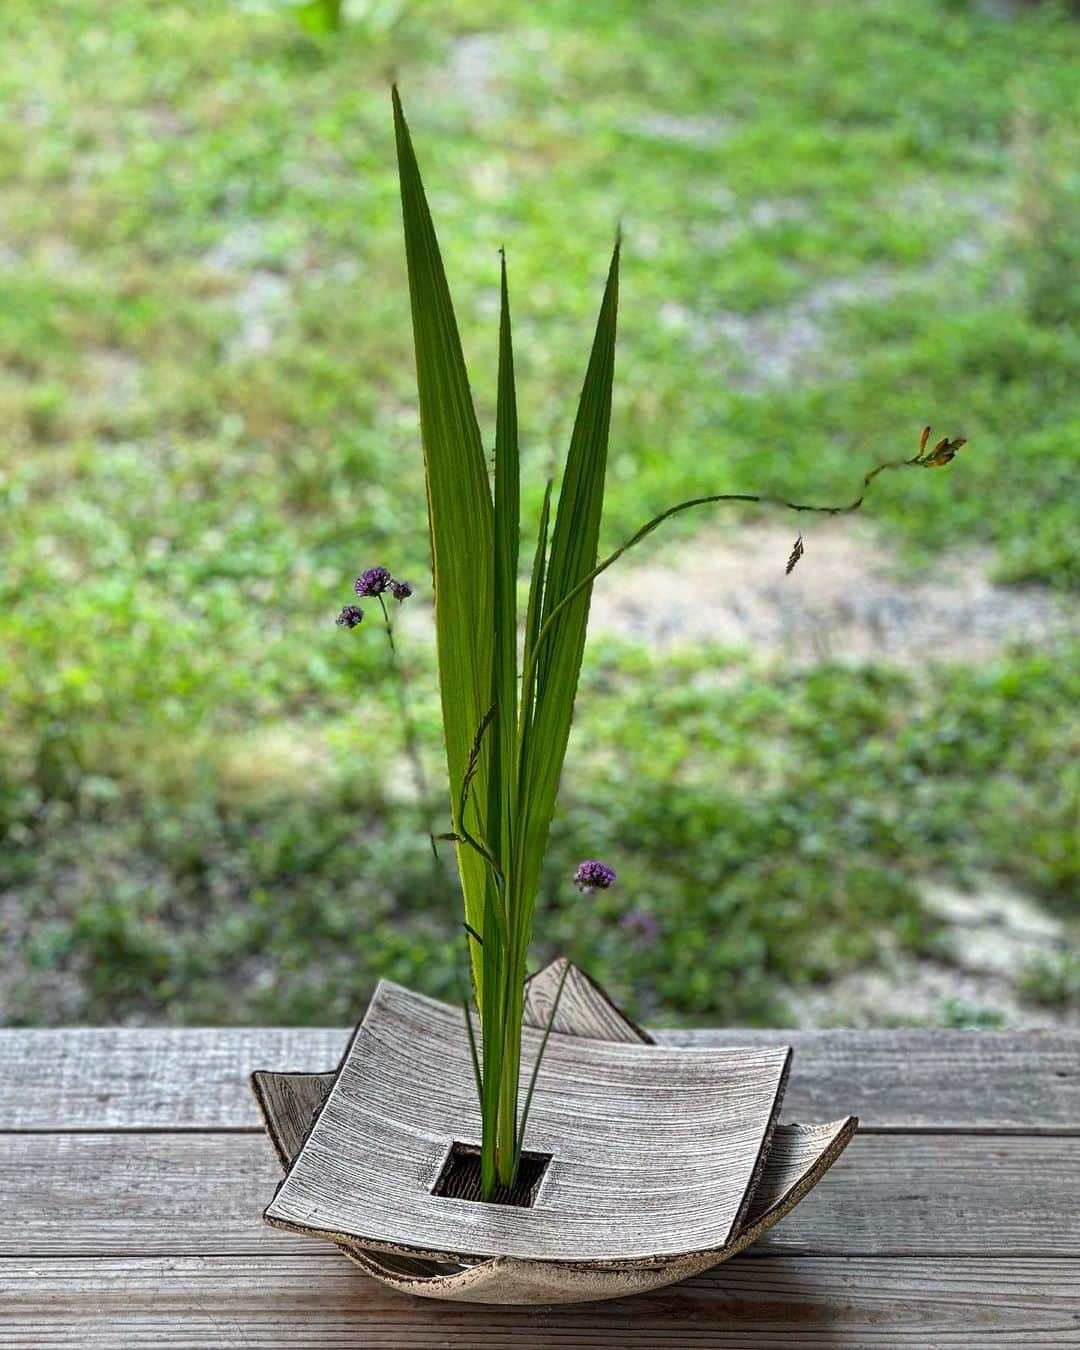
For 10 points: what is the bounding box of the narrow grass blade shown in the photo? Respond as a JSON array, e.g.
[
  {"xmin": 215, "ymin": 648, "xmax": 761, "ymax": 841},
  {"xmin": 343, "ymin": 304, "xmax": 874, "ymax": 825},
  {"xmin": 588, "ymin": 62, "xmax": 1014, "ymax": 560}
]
[
  {"xmin": 479, "ymin": 869, "xmax": 504, "ymax": 1196},
  {"xmin": 393, "ymin": 88, "xmax": 494, "ymax": 994},
  {"xmin": 497, "ymin": 248, "xmax": 618, "ymax": 1185},
  {"xmin": 488, "ymin": 251, "xmax": 520, "ymax": 880},
  {"xmin": 459, "ymin": 976, "xmax": 483, "ymax": 1104},
  {"xmin": 520, "ymin": 478, "xmax": 552, "ymax": 732},
  {"xmin": 539, "ymin": 240, "xmax": 620, "ymax": 676},
  {"xmin": 520, "ymin": 241, "xmax": 620, "ymax": 909},
  {"xmin": 489, "ymin": 255, "xmax": 525, "ymax": 1185},
  {"xmin": 514, "ymin": 958, "xmax": 571, "ymax": 1166}
]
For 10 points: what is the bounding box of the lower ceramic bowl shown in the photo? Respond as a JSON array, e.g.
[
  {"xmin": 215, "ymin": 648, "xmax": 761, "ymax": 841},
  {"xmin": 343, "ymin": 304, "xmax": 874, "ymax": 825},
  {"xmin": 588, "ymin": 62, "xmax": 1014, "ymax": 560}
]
[{"xmin": 253, "ymin": 961, "xmax": 855, "ymax": 1304}]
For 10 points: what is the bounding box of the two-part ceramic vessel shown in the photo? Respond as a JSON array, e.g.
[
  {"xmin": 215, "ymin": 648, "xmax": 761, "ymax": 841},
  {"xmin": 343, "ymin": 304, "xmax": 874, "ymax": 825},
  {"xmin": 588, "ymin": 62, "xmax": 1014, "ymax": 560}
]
[{"xmin": 253, "ymin": 960, "xmax": 856, "ymax": 1305}]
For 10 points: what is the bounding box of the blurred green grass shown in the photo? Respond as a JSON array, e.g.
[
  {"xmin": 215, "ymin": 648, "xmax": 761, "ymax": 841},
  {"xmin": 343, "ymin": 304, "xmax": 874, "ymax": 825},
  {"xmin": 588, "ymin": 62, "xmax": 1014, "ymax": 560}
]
[{"xmin": 1, "ymin": 0, "xmax": 1077, "ymax": 1026}]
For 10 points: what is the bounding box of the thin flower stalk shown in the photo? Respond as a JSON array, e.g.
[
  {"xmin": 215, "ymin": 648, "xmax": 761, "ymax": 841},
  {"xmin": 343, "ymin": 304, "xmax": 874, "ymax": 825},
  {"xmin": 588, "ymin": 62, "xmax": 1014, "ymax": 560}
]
[{"xmin": 374, "ymin": 591, "xmax": 439, "ymax": 863}]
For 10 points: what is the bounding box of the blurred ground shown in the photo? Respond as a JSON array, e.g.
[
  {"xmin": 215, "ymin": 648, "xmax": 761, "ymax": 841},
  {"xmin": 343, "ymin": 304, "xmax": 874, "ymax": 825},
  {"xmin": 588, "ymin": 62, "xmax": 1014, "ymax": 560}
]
[
  {"xmin": 1, "ymin": 0, "xmax": 1077, "ymax": 1029},
  {"xmin": 589, "ymin": 522, "xmax": 1077, "ymax": 666}
]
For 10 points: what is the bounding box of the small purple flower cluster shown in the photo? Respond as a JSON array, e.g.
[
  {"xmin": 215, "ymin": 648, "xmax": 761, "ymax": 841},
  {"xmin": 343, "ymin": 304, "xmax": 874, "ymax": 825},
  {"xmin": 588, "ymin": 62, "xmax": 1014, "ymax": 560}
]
[
  {"xmin": 573, "ymin": 859, "xmax": 616, "ymax": 893},
  {"xmin": 336, "ymin": 566, "xmax": 414, "ymax": 629},
  {"xmin": 354, "ymin": 566, "xmax": 393, "ymax": 598}
]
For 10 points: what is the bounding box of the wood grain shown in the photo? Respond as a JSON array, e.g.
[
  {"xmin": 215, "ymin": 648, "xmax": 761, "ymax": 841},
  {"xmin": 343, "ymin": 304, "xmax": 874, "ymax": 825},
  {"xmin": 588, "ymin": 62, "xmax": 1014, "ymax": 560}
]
[
  {"xmin": 523, "ymin": 959, "xmax": 654, "ymax": 1043},
  {"xmin": 250, "ymin": 1070, "xmax": 334, "ymax": 1168},
  {"xmin": 0, "ymin": 1026, "xmax": 345, "ymax": 1132},
  {"xmin": 252, "ymin": 984, "xmax": 854, "ymax": 1301},
  {"xmin": 265, "ymin": 981, "xmax": 791, "ymax": 1263},
  {"xmin": 2, "ymin": 1254, "xmax": 1077, "ymax": 1347},
  {"xmin": 253, "ymin": 1070, "xmax": 858, "ymax": 1252},
  {"xmin": 3, "ymin": 1025, "xmax": 1076, "ymax": 1132},
  {"xmin": 3, "ymin": 1018, "xmax": 1078, "ymax": 1342},
  {"xmin": 4, "ymin": 1128, "xmax": 1078, "ymax": 1259},
  {"xmin": 744, "ymin": 1120, "xmax": 857, "ymax": 1227}
]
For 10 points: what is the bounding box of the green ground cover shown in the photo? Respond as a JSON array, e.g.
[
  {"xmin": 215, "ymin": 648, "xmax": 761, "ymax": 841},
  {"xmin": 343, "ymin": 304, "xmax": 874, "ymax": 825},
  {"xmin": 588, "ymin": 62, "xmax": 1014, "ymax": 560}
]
[{"xmin": 1, "ymin": 0, "xmax": 1077, "ymax": 1026}]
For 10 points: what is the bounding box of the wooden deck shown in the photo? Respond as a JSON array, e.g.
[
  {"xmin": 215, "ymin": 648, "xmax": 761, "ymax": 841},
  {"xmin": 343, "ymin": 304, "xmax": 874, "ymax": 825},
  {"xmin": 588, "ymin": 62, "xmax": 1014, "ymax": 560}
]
[{"xmin": 2, "ymin": 1025, "xmax": 1078, "ymax": 1346}]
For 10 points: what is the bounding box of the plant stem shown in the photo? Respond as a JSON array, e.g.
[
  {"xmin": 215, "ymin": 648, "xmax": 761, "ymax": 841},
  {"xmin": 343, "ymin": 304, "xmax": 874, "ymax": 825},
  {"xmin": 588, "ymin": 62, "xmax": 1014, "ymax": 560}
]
[
  {"xmin": 520, "ymin": 450, "xmax": 928, "ymax": 715},
  {"xmin": 495, "ymin": 923, "xmax": 524, "ymax": 1187},
  {"xmin": 514, "ymin": 957, "xmax": 570, "ymax": 1165},
  {"xmin": 377, "ymin": 594, "xmax": 438, "ymax": 861}
]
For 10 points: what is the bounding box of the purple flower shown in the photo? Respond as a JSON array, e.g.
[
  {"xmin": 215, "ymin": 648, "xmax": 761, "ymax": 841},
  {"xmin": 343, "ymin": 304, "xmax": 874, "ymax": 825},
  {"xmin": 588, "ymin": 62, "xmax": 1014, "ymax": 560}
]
[
  {"xmin": 574, "ymin": 860, "xmax": 616, "ymax": 893},
  {"xmin": 389, "ymin": 578, "xmax": 413, "ymax": 602},
  {"xmin": 335, "ymin": 604, "xmax": 364, "ymax": 629},
  {"xmin": 355, "ymin": 566, "xmax": 392, "ymax": 598}
]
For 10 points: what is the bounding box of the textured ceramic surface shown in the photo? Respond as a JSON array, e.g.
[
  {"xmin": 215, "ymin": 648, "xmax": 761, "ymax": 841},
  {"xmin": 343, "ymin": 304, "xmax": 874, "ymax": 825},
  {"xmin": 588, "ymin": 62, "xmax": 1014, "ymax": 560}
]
[{"xmin": 253, "ymin": 961, "xmax": 856, "ymax": 1304}]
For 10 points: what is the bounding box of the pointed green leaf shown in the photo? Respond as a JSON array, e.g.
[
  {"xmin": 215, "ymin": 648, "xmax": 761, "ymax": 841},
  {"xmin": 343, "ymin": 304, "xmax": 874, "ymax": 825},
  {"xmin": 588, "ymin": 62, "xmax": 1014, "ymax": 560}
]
[
  {"xmin": 488, "ymin": 251, "xmax": 519, "ymax": 879},
  {"xmin": 520, "ymin": 241, "xmax": 619, "ymax": 922},
  {"xmin": 393, "ymin": 88, "xmax": 494, "ymax": 987},
  {"xmin": 520, "ymin": 478, "xmax": 552, "ymax": 726}
]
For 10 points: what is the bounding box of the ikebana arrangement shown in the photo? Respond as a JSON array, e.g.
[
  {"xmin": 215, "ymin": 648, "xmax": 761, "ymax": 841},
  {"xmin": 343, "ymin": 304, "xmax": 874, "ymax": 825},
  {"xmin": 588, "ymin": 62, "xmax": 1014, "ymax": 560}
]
[{"xmin": 254, "ymin": 88, "xmax": 964, "ymax": 1305}]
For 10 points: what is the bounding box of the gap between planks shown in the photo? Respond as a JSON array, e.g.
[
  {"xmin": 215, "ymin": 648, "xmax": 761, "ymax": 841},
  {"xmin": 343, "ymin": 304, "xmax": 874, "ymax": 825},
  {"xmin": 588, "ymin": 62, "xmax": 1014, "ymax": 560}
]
[
  {"xmin": 4, "ymin": 1130, "xmax": 1079, "ymax": 1260},
  {"xmin": 3, "ymin": 1024, "xmax": 1077, "ymax": 1136},
  {"xmin": 3, "ymin": 1123, "xmax": 1079, "ymax": 1136},
  {"xmin": 2, "ymin": 1254, "xmax": 1078, "ymax": 1349},
  {"xmin": 3, "ymin": 1248, "xmax": 1080, "ymax": 1265}
]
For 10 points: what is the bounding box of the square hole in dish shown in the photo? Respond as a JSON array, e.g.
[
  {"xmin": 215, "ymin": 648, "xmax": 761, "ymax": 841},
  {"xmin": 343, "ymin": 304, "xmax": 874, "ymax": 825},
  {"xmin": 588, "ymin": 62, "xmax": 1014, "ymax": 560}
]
[{"xmin": 432, "ymin": 1142, "xmax": 552, "ymax": 1208}]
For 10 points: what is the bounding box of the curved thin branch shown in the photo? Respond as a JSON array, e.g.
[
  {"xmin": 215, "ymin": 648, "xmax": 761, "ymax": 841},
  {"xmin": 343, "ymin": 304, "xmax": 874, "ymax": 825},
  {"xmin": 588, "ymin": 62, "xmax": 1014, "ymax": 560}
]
[{"xmin": 520, "ymin": 444, "xmax": 956, "ymax": 704}]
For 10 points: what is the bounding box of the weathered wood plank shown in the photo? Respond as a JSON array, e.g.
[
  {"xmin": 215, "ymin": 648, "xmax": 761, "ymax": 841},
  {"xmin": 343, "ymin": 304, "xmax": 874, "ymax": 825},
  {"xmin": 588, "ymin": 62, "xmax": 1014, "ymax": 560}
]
[
  {"xmin": 666, "ymin": 1026, "xmax": 1080, "ymax": 1134},
  {"xmin": 1, "ymin": 1254, "xmax": 1077, "ymax": 1346},
  {"xmin": 1, "ymin": 1026, "xmax": 1076, "ymax": 1132},
  {"xmin": 4, "ymin": 1131, "xmax": 1079, "ymax": 1259},
  {"xmin": 0, "ymin": 1027, "xmax": 347, "ymax": 1133}
]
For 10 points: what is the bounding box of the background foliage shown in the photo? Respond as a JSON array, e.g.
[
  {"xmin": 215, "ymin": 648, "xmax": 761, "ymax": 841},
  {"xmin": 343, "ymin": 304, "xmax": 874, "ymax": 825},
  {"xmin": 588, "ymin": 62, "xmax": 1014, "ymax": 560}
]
[{"xmin": 1, "ymin": 0, "xmax": 1077, "ymax": 1028}]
